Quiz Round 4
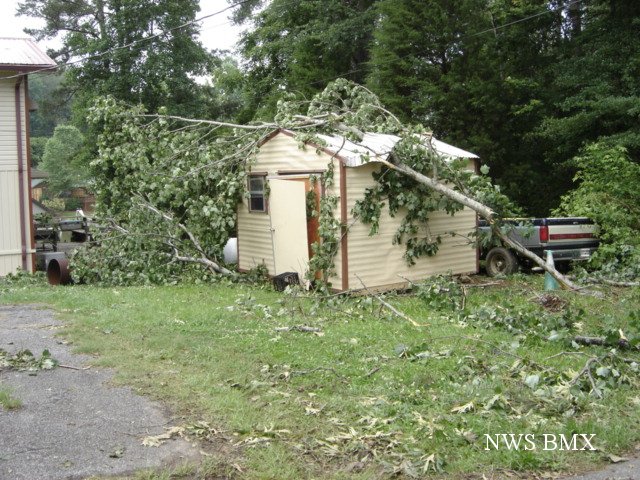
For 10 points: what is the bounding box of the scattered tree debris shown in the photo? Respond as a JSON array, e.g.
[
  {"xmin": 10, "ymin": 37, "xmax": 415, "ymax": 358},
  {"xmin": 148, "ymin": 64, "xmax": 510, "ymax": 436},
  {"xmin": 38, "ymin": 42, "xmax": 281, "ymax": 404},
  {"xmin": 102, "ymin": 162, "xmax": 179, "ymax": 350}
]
[
  {"xmin": 290, "ymin": 367, "xmax": 348, "ymax": 383},
  {"xmin": 364, "ymin": 366, "xmax": 381, "ymax": 378},
  {"xmin": 275, "ymin": 325, "xmax": 323, "ymax": 334},
  {"xmin": 535, "ymin": 293, "xmax": 569, "ymax": 312},
  {"xmin": 108, "ymin": 446, "xmax": 125, "ymax": 458},
  {"xmin": 586, "ymin": 278, "xmax": 640, "ymax": 288},
  {"xmin": 0, "ymin": 348, "xmax": 58, "ymax": 372},
  {"xmin": 355, "ymin": 274, "xmax": 426, "ymax": 328},
  {"xmin": 569, "ymin": 357, "xmax": 603, "ymax": 399},
  {"xmin": 573, "ymin": 336, "xmax": 635, "ymax": 350},
  {"xmin": 59, "ymin": 364, "xmax": 91, "ymax": 371},
  {"xmin": 142, "ymin": 426, "xmax": 186, "ymax": 447}
]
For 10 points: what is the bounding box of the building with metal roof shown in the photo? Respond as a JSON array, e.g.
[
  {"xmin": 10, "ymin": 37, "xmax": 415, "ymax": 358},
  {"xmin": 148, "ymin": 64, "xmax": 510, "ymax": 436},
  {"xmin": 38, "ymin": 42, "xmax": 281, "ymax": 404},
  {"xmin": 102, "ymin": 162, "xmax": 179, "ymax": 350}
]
[
  {"xmin": 0, "ymin": 37, "xmax": 56, "ymax": 71},
  {"xmin": 0, "ymin": 38, "xmax": 56, "ymax": 276},
  {"xmin": 237, "ymin": 129, "xmax": 479, "ymax": 292}
]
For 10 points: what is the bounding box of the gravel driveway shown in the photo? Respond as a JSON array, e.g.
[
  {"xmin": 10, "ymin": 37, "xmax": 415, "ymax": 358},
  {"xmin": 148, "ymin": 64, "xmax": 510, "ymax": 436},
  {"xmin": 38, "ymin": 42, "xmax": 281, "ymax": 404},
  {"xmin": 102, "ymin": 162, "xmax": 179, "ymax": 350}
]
[{"xmin": 0, "ymin": 305, "xmax": 200, "ymax": 480}]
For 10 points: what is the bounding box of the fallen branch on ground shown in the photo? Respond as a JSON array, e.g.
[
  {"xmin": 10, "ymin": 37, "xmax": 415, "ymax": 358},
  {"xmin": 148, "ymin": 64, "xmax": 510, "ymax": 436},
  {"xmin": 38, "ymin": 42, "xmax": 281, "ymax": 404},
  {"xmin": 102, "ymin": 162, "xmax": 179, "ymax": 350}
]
[
  {"xmin": 59, "ymin": 364, "xmax": 91, "ymax": 370},
  {"xmin": 355, "ymin": 274, "xmax": 427, "ymax": 328},
  {"xmin": 573, "ymin": 336, "xmax": 635, "ymax": 350},
  {"xmin": 569, "ymin": 357, "xmax": 603, "ymax": 398},
  {"xmin": 139, "ymin": 200, "xmax": 231, "ymax": 275},
  {"xmin": 544, "ymin": 351, "xmax": 589, "ymax": 360},
  {"xmin": 463, "ymin": 281, "xmax": 504, "ymax": 288},
  {"xmin": 584, "ymin": 278, "xmax": 640, "ymax": 287},
  {"xmin": 290, "ymin": 367, "xmax": 348, "ymax": 382},
  {"xmin": 275, "ymin": 325, "xmax": 323, "ymax": 334},
  {"xmin": 365, "ymin": 366, "xmax": 381, "ymax": 377}
]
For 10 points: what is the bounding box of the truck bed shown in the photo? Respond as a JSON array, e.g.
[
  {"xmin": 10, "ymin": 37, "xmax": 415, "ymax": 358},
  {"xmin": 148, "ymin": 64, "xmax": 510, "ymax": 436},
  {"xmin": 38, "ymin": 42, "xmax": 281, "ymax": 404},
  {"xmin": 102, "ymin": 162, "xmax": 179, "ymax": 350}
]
[{"xmin": 478, "ymin": 217, "xmax": 600, "ymax": 275}]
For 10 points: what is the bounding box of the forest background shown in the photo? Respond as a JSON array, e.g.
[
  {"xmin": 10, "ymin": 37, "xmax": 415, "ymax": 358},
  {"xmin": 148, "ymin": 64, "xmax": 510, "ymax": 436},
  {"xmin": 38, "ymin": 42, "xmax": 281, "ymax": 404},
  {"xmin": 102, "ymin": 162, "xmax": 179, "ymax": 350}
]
[{"xmin": 19, "ymin": 0, "xmax": 639, "ymax": 217}]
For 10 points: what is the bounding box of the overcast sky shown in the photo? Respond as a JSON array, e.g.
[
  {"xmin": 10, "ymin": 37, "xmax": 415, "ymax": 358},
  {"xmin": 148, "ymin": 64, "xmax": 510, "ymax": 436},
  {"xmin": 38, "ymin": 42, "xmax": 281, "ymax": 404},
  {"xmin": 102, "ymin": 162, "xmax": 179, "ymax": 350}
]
[{"xmin": 0, "ymin": 0, "xmax": 244, "ymax": 53}]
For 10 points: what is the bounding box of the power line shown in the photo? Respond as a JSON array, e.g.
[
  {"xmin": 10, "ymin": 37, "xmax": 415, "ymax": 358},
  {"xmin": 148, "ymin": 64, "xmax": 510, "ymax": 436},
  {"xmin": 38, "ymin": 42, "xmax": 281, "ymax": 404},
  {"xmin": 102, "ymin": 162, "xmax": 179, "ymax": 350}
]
[
  {"xmin": 0, "ymin": 0, "xmax": 254, "ymax": 80},
  {"xmin": 466, "ymin": 0, "xmax": 582, "ymax": 39}
]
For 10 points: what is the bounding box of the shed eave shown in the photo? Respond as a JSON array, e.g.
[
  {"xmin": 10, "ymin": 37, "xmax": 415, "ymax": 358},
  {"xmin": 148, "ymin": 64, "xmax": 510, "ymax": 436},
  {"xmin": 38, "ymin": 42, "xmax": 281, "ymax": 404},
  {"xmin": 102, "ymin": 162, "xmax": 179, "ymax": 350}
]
[{"xmin": 0, "ymin": 64, "xmax": 57, "ymax": 72}]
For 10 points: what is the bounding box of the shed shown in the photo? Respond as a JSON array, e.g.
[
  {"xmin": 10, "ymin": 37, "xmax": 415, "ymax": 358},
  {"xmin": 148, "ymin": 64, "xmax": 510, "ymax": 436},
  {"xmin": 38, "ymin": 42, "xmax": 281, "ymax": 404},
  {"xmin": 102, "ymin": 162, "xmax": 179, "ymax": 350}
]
[
  {"xmin": 0, "ymin": 38, "xmax": 56, "ymax": 276},
  {"xmin": 237, "ymin": 129, "xmax": 479, "ymax": 292}
]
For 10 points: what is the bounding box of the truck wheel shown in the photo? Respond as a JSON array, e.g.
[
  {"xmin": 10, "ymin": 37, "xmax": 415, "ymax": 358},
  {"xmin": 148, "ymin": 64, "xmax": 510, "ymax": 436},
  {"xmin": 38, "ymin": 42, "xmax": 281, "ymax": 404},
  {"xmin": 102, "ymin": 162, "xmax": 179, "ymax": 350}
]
[{"xmin": 486, "ymin": 247, "xmax": 519, "ymax": 276}]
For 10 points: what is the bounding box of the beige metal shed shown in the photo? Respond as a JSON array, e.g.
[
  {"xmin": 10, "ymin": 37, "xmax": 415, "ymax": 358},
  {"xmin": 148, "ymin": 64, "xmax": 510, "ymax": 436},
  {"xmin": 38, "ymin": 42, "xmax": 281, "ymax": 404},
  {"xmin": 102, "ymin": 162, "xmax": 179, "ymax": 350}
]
[
  {"xmin": 0, "ymin": 38, "xmax": 56, "ymax": 276},
  {"xmin": 237, "ymin": 129, "xmax": 479, "ymax": 292}
]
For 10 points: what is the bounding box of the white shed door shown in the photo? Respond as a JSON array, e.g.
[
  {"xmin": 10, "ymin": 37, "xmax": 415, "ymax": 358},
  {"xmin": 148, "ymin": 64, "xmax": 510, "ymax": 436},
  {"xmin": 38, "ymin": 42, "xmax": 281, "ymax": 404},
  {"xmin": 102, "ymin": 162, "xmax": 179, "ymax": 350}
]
[{"xmin": 269, "ymin": 179, "xmax": 309, "ymax": 281}]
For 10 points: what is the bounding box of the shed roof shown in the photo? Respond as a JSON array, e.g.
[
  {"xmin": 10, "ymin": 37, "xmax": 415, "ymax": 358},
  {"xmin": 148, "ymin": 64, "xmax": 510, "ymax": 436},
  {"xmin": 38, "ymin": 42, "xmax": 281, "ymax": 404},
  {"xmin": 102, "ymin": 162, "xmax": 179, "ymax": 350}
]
[
  {"xmin": 316, "ymin": 132, "xmax": 479, "ymax": 167},
  {"xmin": 0, "ymin": 38, "xmax": 56, "ymax": 71},
  {"xmin": 268, "ymin": 129, "xmax": 478, "ymax": 168},
  {"xmin": 31, "ymin": 168, "xmax": 50, "ymax": 179}
]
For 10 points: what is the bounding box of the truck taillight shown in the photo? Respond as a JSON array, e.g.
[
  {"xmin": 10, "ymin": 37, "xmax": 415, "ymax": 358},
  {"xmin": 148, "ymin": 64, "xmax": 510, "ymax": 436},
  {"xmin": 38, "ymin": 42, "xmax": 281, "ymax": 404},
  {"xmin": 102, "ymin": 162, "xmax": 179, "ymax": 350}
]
[{"xmin": 540, "ymin": 225, "xmax": 549, "ymax": 242}]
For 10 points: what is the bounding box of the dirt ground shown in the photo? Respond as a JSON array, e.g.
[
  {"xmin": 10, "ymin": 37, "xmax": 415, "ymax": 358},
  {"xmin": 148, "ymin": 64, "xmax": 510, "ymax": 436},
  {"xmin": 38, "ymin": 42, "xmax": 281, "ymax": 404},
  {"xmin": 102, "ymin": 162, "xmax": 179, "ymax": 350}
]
[{"xmin": 0, "ymin": 305, "xmax": 200, "ymax": 480}]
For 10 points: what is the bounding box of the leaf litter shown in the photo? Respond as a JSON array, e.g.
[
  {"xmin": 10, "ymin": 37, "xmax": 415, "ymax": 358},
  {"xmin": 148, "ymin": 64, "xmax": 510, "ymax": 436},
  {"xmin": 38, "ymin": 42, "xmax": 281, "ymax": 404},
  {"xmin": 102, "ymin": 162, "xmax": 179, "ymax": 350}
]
[{"xmin": 0, "ymin": 348, "xmax": 58, "ymax": 373}]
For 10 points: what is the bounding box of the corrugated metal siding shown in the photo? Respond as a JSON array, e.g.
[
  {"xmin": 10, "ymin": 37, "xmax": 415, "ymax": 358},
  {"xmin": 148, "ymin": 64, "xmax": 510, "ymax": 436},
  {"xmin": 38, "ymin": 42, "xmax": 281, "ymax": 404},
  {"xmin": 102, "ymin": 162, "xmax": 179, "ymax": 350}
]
[
  {"xmin": 237, "ymin": 207, "xmax": 273, "ymax": 272},
  {"xmin": 239, "ymin": 132, "xmax": 477, "ymax": 291},
  {"xmin": 0, "ymin": 76, "xmax": 17, "ymax": 168},
  {"xmin": 0, "ymin": 169, "xmax": 23, "ymax": 275},
  {"xmin": 345, "ymin": 163, "xmax": 477, "ymax": 290},
  {"xmin": 0, "ymin": 77, "xmax": 33, "ymax": 276},
  {"xmin": 238, "ymin": 133, "xmax": 342, "ymax": 285}
]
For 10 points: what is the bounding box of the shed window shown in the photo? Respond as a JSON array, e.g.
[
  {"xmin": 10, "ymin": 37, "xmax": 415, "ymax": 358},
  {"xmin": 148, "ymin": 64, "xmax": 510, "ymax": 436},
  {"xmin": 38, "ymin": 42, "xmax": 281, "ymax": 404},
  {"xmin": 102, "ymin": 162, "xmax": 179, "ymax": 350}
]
[{"xmin": 248, "ymin": 175, "xmax": 267, "ymax": 212}]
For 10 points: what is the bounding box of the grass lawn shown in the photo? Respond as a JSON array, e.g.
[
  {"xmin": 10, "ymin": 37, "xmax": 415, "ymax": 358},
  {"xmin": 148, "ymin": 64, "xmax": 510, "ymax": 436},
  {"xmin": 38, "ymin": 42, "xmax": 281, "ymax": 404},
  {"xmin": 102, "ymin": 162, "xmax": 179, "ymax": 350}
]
[{"xmin": 1, "ymin": 274, "xmax": 639, "ymax": 479}]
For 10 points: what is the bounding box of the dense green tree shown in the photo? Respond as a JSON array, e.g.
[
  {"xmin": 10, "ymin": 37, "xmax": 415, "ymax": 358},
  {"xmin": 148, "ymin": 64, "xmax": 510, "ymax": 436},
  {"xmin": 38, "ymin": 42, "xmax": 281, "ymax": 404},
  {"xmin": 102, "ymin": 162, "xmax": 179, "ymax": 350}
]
[
  {"xmin": 18, "ymin": 0, "xmax": 211, "ymax": 116},
  {"xmin": 555, "ymin": 142, "xmax": 640, "ymax": 276},
  {"xmin": 229, "ymin": 0, "xmax": 640, "ymax": 215},
  {"xmin": 366, "ymin": 0, "xmax": 566, "ymax": 214},
  {"xmin": 235, "ymin": 0, "xmax": 377, "ymax": 120},
  {"xmin": 40, "ymin": 125, "xmax": 89, "ymax": 195},
  {"xmin": 200, "ymin": 56, "xmax": 250, "ymax": 122},
  {"xmin": 538, "ymin": 0, "xmax": 640, "ymax": 166},
  {"xmin": 28, "ymin": 73, "xmax": 71, "ymax": 137},
  {"xmin": 30, "ymin": 137, "xmax": 48, "ymax": 168},
  {"xmin": 20, "ymin": 0, "xmax": 639, "ymax": 222}
]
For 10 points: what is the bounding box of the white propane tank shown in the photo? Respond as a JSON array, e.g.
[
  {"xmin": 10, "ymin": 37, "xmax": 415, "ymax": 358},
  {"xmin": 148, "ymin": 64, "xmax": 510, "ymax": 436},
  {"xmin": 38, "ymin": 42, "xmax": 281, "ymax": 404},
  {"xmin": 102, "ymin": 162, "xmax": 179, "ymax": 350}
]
[{"xmin": 223, "ymin": 237, "xmax": 238, "ymax": 264}]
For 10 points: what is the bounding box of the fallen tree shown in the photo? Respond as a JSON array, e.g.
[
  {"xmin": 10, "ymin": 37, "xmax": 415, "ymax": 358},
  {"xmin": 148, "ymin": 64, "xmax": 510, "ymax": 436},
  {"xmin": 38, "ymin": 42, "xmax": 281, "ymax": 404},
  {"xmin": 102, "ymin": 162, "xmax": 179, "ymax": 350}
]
[
  {"xmin": 382, "ymin": 157, "xmax": 583, "ymax": 291},
  {"xmin": 280, "ymin": 81, "xmax": 583, "ymax": 290},
  {"xmin": 75, "ymin": 81, "xmax": 585, "ymax": 291}
]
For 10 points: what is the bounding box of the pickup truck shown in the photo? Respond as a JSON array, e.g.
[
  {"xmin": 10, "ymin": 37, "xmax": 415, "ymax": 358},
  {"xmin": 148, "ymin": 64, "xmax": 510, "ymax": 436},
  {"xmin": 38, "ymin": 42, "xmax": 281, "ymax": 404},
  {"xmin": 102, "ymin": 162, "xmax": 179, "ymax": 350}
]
[{"xmin": 478, "ymin": 217, "xmax": 600, "ymax": 276}]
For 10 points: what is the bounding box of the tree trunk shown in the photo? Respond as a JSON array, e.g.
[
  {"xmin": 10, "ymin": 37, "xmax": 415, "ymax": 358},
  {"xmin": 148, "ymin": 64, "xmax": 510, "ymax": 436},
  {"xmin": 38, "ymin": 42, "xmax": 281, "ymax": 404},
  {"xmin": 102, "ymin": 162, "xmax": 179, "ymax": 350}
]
[{"xmin": 382, "ymin": 159, "xmax": 585, "ymax": 292}]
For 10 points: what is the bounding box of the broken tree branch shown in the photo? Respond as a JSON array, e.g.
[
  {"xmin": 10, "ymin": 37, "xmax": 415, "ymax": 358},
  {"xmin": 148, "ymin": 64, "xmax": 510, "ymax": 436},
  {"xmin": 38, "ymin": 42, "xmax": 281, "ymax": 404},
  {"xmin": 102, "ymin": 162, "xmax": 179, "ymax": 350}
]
[
  {"xmin": 374, "ymin": 155, "xmax": 587, "ymax": 293},
  {"xmin": 365, "ymin": 366, "xmax": 381, "ymax": 377},
  {"xmin": 139, "ymin": 113, "xmax": 277, "ymax": 131},
  {"xmin": 494, "ymin": 228, "xmax": 585, "ymax": 291},
  {"xmin": 355, "ymin": 274, "xmax": 427, "ymax": 327},
  {"xmin": 290, "ymin": 367, "xmax": 348, "ymax": 382},
  {"xmin": 138, "ymin": 201, "xmax": 231, "ymax": 275},
  {"xmin": 569, "ymin": 357, "xmax": 603, "ymax": 398},
  {"xmin": 59, "ymin": 364, "xmax": 91, "ymax": 370},
  {"xmin": 275, "ymin": 325, "xmax": 323, "ymax": 334},
  {"xmin": 584, "ymin": 278, "xmax": 640, "ymax": 288},
  {"xmin": 573, "ymin": 336, "xmax": 634, "ymax": 350}
]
